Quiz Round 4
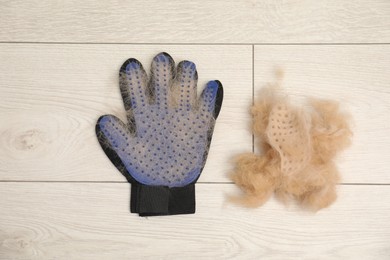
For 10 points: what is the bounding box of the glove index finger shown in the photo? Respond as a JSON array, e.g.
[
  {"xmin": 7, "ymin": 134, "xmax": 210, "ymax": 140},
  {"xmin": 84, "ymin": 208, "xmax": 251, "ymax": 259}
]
[
  {"xmin": 119, "ymin": 58, "xmax": 149, "ymax": 114},
  {"xmin": 172, "ymin": 60, "xmax": 198, "ymax": 111},
  {"xmin": 199, "ymin": 80, "xmax": 224, "ymax": 119}
]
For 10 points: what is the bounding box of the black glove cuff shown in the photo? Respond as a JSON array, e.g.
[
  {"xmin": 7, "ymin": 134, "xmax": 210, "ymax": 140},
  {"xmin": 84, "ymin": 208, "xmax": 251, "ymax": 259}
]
[{"xmin": 130, "ymin": 183, "xmax": 196, "ymax": 216}]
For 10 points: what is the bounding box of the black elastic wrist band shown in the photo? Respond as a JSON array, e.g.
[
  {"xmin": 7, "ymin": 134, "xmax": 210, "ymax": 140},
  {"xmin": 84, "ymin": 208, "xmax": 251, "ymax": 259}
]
[{"xmin": 130, "ymin": 183, "xmax": 195, "ymax": 216}]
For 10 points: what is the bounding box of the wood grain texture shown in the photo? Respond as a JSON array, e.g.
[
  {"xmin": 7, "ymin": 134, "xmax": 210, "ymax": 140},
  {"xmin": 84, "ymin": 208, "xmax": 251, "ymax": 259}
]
[
  {"xmin": 254, "ymin": 45, "xmax": 390, "ymax": 184},
  {"xmin": 0, "ymin": 44, "xmax": 252, "ymax": 182},
  {"xmin": 0, "ymin": 1, "xmax": 389, "ymax": 259},
  {"xmin": 0, "ymin": 183, "xmax": 389, "ymax": 259},
  {"xmin": 0, "ymin": 0, "xmax": 389, "ymax": 44}
]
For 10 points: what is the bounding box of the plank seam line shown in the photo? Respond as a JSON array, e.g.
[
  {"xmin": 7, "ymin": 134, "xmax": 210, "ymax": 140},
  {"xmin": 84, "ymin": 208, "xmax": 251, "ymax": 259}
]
[
  {"xmin": 0, "ymin": 181, "xmax": 389, "ymax": 185},
  {"xmin": 252, "ymin": 44, "xmax": 255, "ymax": 154},
  {"xmin": 0, "ymin": 42, "xmax": 390, "ymax": 46}
]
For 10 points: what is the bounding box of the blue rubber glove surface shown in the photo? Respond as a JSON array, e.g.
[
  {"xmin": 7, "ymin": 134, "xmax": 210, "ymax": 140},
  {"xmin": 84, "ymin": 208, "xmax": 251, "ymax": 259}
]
[{"xmin": 96, "ymin": 52, "xmax": 223, "ymax": 188}]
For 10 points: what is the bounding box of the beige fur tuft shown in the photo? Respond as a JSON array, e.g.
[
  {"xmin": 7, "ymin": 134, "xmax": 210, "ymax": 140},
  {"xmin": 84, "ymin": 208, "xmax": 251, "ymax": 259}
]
[{"xmin": 230, "ymin": 86, "xmax": 352, "ymax": 211}]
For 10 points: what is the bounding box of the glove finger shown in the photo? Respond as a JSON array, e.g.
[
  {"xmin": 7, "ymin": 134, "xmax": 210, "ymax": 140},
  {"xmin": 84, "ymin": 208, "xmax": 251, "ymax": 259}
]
[
  {"xmin": 96, "ymin": 114, "xmax": 135, "ymax": 152},
  {"xmin": 150, "ymin": 52, "xmax": 174, "ymax": 111},
  {"xmin": 172, "ymin": 60, "xmax": 198, "ymax": 111},
  {"xmin": 96, "ymin": 115, "xmax": 137, "ymax": 183},
  {"xmin": 198, "ymin": 80, "xmax": 224, "ymax": 120},
  {"xmin": 119, "ymin": 58, "xmax": 149, "ymax": 116}
]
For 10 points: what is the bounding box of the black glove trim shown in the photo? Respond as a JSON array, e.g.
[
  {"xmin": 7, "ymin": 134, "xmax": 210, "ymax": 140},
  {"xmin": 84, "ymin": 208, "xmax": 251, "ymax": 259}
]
[{"xmin": 131, "ymin": 183, "xmax": 196, "ymax": 216}]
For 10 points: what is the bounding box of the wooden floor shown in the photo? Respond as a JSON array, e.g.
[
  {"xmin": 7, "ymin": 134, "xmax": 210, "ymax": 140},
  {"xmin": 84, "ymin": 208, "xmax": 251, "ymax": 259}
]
[{"xmin": 1, "ymin": 1, "xmax": 389, "ymax": 259}]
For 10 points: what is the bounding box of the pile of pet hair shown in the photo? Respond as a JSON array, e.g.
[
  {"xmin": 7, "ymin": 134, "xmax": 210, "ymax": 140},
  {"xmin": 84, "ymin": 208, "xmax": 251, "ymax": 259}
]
[{"xmin": 231, "ymin": 85, "xmax": 352, "ymax": 211}]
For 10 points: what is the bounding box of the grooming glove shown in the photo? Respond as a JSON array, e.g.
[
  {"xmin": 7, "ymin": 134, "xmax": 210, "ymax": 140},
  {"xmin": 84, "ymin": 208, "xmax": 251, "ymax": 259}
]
[{"xmin": 96, "ymin": 52, "xmax": 223, "ymax": 216}]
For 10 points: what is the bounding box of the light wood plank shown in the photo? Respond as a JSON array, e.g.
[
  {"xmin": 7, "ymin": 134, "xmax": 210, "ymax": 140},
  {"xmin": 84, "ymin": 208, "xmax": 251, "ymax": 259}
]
[
  {"xmin": 0, "ymin": 44, "xmax": 252, "ymax": 181},
  {"xmin": 0, "ymin": 183, "xmax": 389, "ymax": 259},
  {"xmin": 254, "ymin": 45, "xmax": 390, "ymax": 184},
  {"xmin": 0, "ymin": 0, "xmax": 389, "ymax": 43}
]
